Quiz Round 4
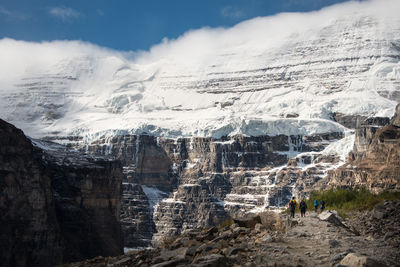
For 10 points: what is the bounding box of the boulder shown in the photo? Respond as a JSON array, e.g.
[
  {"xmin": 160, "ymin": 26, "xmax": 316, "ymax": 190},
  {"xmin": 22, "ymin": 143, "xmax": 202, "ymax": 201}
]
[
  {"xmin": 259, "ymin": 211, "xmax": 283, "ymax": 231},
  {"xmin": 192, "ymin": 254, "xmax": 228, "ymax": 267},
  {"xmin": 159, "ymin": 247, "xmax": 188, "ymax": 261},
  {"xmin": 328, "ymin": 239, "xmax": 340, "ymax": 248},
  {"xmin": 318, "ymin": 211, "xmax": 345, "ymax": 227},
  {"xmin": 340, "ymin": 253, "xmax": 386, "ymax": 267},
  {"xmin": 233, "ymin": 215, "xmax": 262, "ymax": 229},
  {"xmin": 372, "ymin": 205, "xmax": 387, "ymax": 220},
  {"xmin": 254, "ymin": 223, "xmax": 264, "ymax": 232},
  {"xmin": 152, "ymin": 258, "xmax": 187, "ymax": 267}
]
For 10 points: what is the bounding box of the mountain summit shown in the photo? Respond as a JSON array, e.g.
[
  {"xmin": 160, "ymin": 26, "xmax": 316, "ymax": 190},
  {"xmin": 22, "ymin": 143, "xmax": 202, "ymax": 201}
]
[{"xmin": 0, "ymin": 0, "xmax": 399, "ymax": 141}]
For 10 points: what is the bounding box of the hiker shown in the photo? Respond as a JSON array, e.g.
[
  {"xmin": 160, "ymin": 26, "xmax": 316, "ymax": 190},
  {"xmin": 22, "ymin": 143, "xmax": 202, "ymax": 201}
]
[
  {"xmin": 300, "ymin": 199, "xmax": 307, "ymax": 217},
  {"xmin": 288, "ymin": 197, "xmax": 297, "ymax": 218},
  {"xmin": 320, "ymin": 199, "xmax": 326, "ymax": 212},
  {"xmin": 314, "ymin": 199, "xmax": 319, "ymax": 212}
]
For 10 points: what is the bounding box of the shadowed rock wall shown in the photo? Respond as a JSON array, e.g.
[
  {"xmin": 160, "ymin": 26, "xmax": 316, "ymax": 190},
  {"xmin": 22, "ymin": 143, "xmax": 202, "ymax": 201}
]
[
  {"xmin": 0, "ymin": 119, "xmax": 124, "ymax": 266},
  {"xmin": 0, "ymin": 119, "xmax": 62, "ymax": 266}
]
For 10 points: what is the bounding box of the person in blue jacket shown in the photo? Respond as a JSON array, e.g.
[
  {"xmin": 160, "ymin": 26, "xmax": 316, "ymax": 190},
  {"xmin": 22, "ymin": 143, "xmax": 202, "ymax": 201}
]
[{"xmin": 314, "ymin": 199, "xmax": 319, "ymax": 212}]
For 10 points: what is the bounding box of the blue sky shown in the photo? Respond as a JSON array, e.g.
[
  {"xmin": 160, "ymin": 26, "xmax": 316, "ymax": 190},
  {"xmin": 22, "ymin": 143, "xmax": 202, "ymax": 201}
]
[{"xmin": 0, "ymin": 0, "xmax": 354, "ymax": 52}]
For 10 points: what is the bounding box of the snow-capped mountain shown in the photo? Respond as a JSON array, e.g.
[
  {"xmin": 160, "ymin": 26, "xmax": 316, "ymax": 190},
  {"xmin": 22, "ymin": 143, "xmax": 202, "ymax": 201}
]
[
  {"xmin": 1, "ymin": 0, "xmax": 400, "ymax": 248},
  {"xmin": 1, "ymin": 0, "xmax": 399, "ymax": 142}
]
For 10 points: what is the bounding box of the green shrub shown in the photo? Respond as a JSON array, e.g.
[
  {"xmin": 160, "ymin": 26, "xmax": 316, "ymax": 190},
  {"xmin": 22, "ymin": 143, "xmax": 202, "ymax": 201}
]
[
  {"xmin": 218, "ymin": 217, "xmax": 234, "ymax": 230},
  {"xmin": 306, "ymin": 187, "xmax": 400, "ymax": 217}
]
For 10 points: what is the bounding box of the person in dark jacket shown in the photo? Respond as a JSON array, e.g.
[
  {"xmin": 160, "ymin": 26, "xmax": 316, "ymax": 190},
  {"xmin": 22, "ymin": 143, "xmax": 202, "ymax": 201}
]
[
  {"xmin": 300, "ymin": 199, "xmax": 307, "ymax": 217},
  {"xmin": 320, "ymin": 199, "xmax": 326, "ymax": 212},
  {"xmin": 288, "ymin": 197, "xmax": 297, "ymax": 218}
]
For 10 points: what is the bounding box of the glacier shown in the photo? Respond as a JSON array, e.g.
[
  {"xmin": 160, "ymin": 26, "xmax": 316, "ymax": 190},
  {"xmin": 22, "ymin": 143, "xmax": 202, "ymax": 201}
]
[{"xmin": 0, "ymin": 0, "xmax": 399, "ymax": 143}]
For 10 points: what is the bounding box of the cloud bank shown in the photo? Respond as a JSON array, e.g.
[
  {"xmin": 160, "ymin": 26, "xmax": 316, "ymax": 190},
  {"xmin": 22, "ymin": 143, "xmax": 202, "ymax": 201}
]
[
  {"xmin": 49, "ymin": 7, "xmax": 81, "ymax": 21},
  {"xmin": 1, "ymin": 0, "xmax": 397, "ymax": 75}
]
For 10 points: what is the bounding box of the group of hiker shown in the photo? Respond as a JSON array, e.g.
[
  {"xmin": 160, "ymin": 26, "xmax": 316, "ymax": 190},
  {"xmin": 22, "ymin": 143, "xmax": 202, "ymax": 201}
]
[{"xmin": 288, "ymin": 197, "xmax": 326, "ymax": 218}]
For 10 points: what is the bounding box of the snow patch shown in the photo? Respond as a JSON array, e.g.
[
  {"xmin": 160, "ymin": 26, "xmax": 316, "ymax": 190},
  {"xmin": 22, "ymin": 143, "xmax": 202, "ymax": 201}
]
[{"xmin": 141, "ymin": 185, "xmax": 168, "ymax": 213}]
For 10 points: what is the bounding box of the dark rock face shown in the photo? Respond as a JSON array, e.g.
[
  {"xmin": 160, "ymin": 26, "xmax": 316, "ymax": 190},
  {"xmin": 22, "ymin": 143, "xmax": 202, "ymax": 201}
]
[
  {"xmin": 87, "ymin": 135, "xmax": 178, "ymax": 248},
  {"xmin": 88, "ymin": 135, "xmax": 177, "ymax": 192},
  {"xmin": 0, "ymin": 119, "xmax": 62, "ymax": 266},
  {"xmin": 326, "ymin": 104, "xmax": 400, "ymax": 192},
  {"xmin": 333, "ymin": 113, "xmax": 368, "ymax": 129},
  {"xmin": 83, "ymin": 131, "xmax": 345, "ymax": 247},
  {"xmin": 120, "ymin": 183, "xmax": 154, "ymax": 248},
  {"xmin": 0, "ymin": 119, "xmax": 123, "ymax": 266},
  {"xmin": 40, "ymin": 140, "xmax": 124, "ymax": 262},
  {"xmin": 333, "ymin": 113, "xmax": 390, "ymax": 129}
]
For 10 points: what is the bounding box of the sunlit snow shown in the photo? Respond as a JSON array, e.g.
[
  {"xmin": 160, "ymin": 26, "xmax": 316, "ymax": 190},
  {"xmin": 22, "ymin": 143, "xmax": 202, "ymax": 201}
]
[{"xmin": 0, "ymin": 0, "xmax": 399, "ymax": 142}]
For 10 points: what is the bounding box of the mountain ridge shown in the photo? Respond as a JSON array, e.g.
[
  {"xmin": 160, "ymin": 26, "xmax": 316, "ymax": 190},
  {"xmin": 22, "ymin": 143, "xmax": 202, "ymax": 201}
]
[{"xmin": 0, "ymin": 0, "xmax": 399, "ymax": 142}]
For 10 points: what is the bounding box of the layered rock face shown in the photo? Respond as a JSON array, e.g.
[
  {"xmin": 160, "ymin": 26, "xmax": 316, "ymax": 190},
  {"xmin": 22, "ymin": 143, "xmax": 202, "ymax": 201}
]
[
  {"xmin": 327, "ymin": 104, "xmax": 400, "ymax": 192},
  {"xmin": 85, "ymin": 131, "xmax": 346, "ymax": 247},
  {"xmin": 86, "ymin": 135, "xmax": 176, "ymax": 248},
  {"xmin": 0, "ymin": 120, "xmax": 62, "ymax": 266},
  {"xmin": 38, "ymin": 139, "xmax": 124, "ymax": 262},
  {"xmin": 0, "ymin": 119, "xmax": 123, "ymax": 265}
]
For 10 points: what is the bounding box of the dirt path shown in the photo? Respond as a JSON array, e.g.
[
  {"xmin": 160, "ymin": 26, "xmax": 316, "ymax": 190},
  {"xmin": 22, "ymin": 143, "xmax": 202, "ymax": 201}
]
[
  {"xmin": 67, "ymin": 210, "xmax": 400, "ymax": 267},
  {"xmin": 261, "ymin": 211, "xmax": 399, "ymax": 266}
]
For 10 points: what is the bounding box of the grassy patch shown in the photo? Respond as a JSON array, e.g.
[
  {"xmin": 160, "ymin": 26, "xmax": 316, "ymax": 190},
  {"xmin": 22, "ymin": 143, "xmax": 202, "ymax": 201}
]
[{"xmin": 307, "ymin": 188, "xmax": 400, "ymax": 217}]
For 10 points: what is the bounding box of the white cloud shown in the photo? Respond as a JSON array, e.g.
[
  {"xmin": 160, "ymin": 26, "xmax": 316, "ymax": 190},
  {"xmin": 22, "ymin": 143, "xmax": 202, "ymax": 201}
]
[
  {"xmin": 0, "ymin": 38, "xmax": 121, "ymax": 90},
  {"xmin": 0, "ymin": 6, "xmax": 29, "ymax": 21},
  {"xmin": 0, "ymin": 0, "xmax": 398, "ymax": 86},
  {"xmin": 221, "ymin": 6, "xmax": 246, "ymax": 19},
  {"xmin": 0, "ymin": 6, "xmax": 12, "ymax": 16},
  {"xmin": 49, "ymin": 7, "xmax": 81, "ymax": 21}
]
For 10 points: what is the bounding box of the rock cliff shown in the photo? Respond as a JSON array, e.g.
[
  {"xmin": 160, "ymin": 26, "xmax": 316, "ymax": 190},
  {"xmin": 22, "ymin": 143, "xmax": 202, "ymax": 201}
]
[
  {"xmin": 83, "ymin": 131, "xmax": 346, "ymax": 247},
  {"xmin": 0, "ymin": 119, "xmax": 62, "ymax": 266},
  {"xmin": 0, "ymin": 119, "xmax": 124, "ymax": 265},
  {"xmin": 326, "ymin": 104, "xmax": 400, "ymax": 192},
  {"xmin": 37, "ymin": 139, "xmax": 124, "ymax": 262}
]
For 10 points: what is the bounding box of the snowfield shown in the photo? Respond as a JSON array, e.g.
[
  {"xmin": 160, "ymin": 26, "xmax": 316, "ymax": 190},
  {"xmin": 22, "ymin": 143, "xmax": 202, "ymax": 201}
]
[{"xmin": 0, "ymin": 0, "xmax": 399, "ymax": 142}]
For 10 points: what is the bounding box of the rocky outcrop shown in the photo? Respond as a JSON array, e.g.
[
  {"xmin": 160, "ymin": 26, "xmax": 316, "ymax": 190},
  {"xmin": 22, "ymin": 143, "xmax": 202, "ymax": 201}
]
[
  {"xmin": 348, "ymin": 200, "xmax": 400, "ymax": 248},
  {"xmin": 0, "ymin": 119, "xmax": 62, "ymax": 267},
  {"xmin": 391, "ymin": 104, "xmax": 400, "ymax": 127},
  {"xmin": 332, "ymin": 113, "xmax": 368, "ymax": 129},
  {"xmin": 83, "ymin": 131, "xmax": 345, "ymax": 247},
  {"xmin": 326, "ymin": 104, "xmax": 400, "ymax": 192},
  {"xmin": 38, "ymin": 139, "xmax": 124, "ymax": 262},
  {"xmin": 68, "ymin": 209, "xmax": 398, "ymax": 267},
  {"xmin": 0, "ymin": 119, "xmax": 124, "ymax": 266}
]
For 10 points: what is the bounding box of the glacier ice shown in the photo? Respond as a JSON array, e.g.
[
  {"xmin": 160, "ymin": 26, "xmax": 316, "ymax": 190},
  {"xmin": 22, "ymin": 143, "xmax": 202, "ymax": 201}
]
[{"xmin": 0, "ymin": 0, "xmax": 399, "ymax": 142}]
